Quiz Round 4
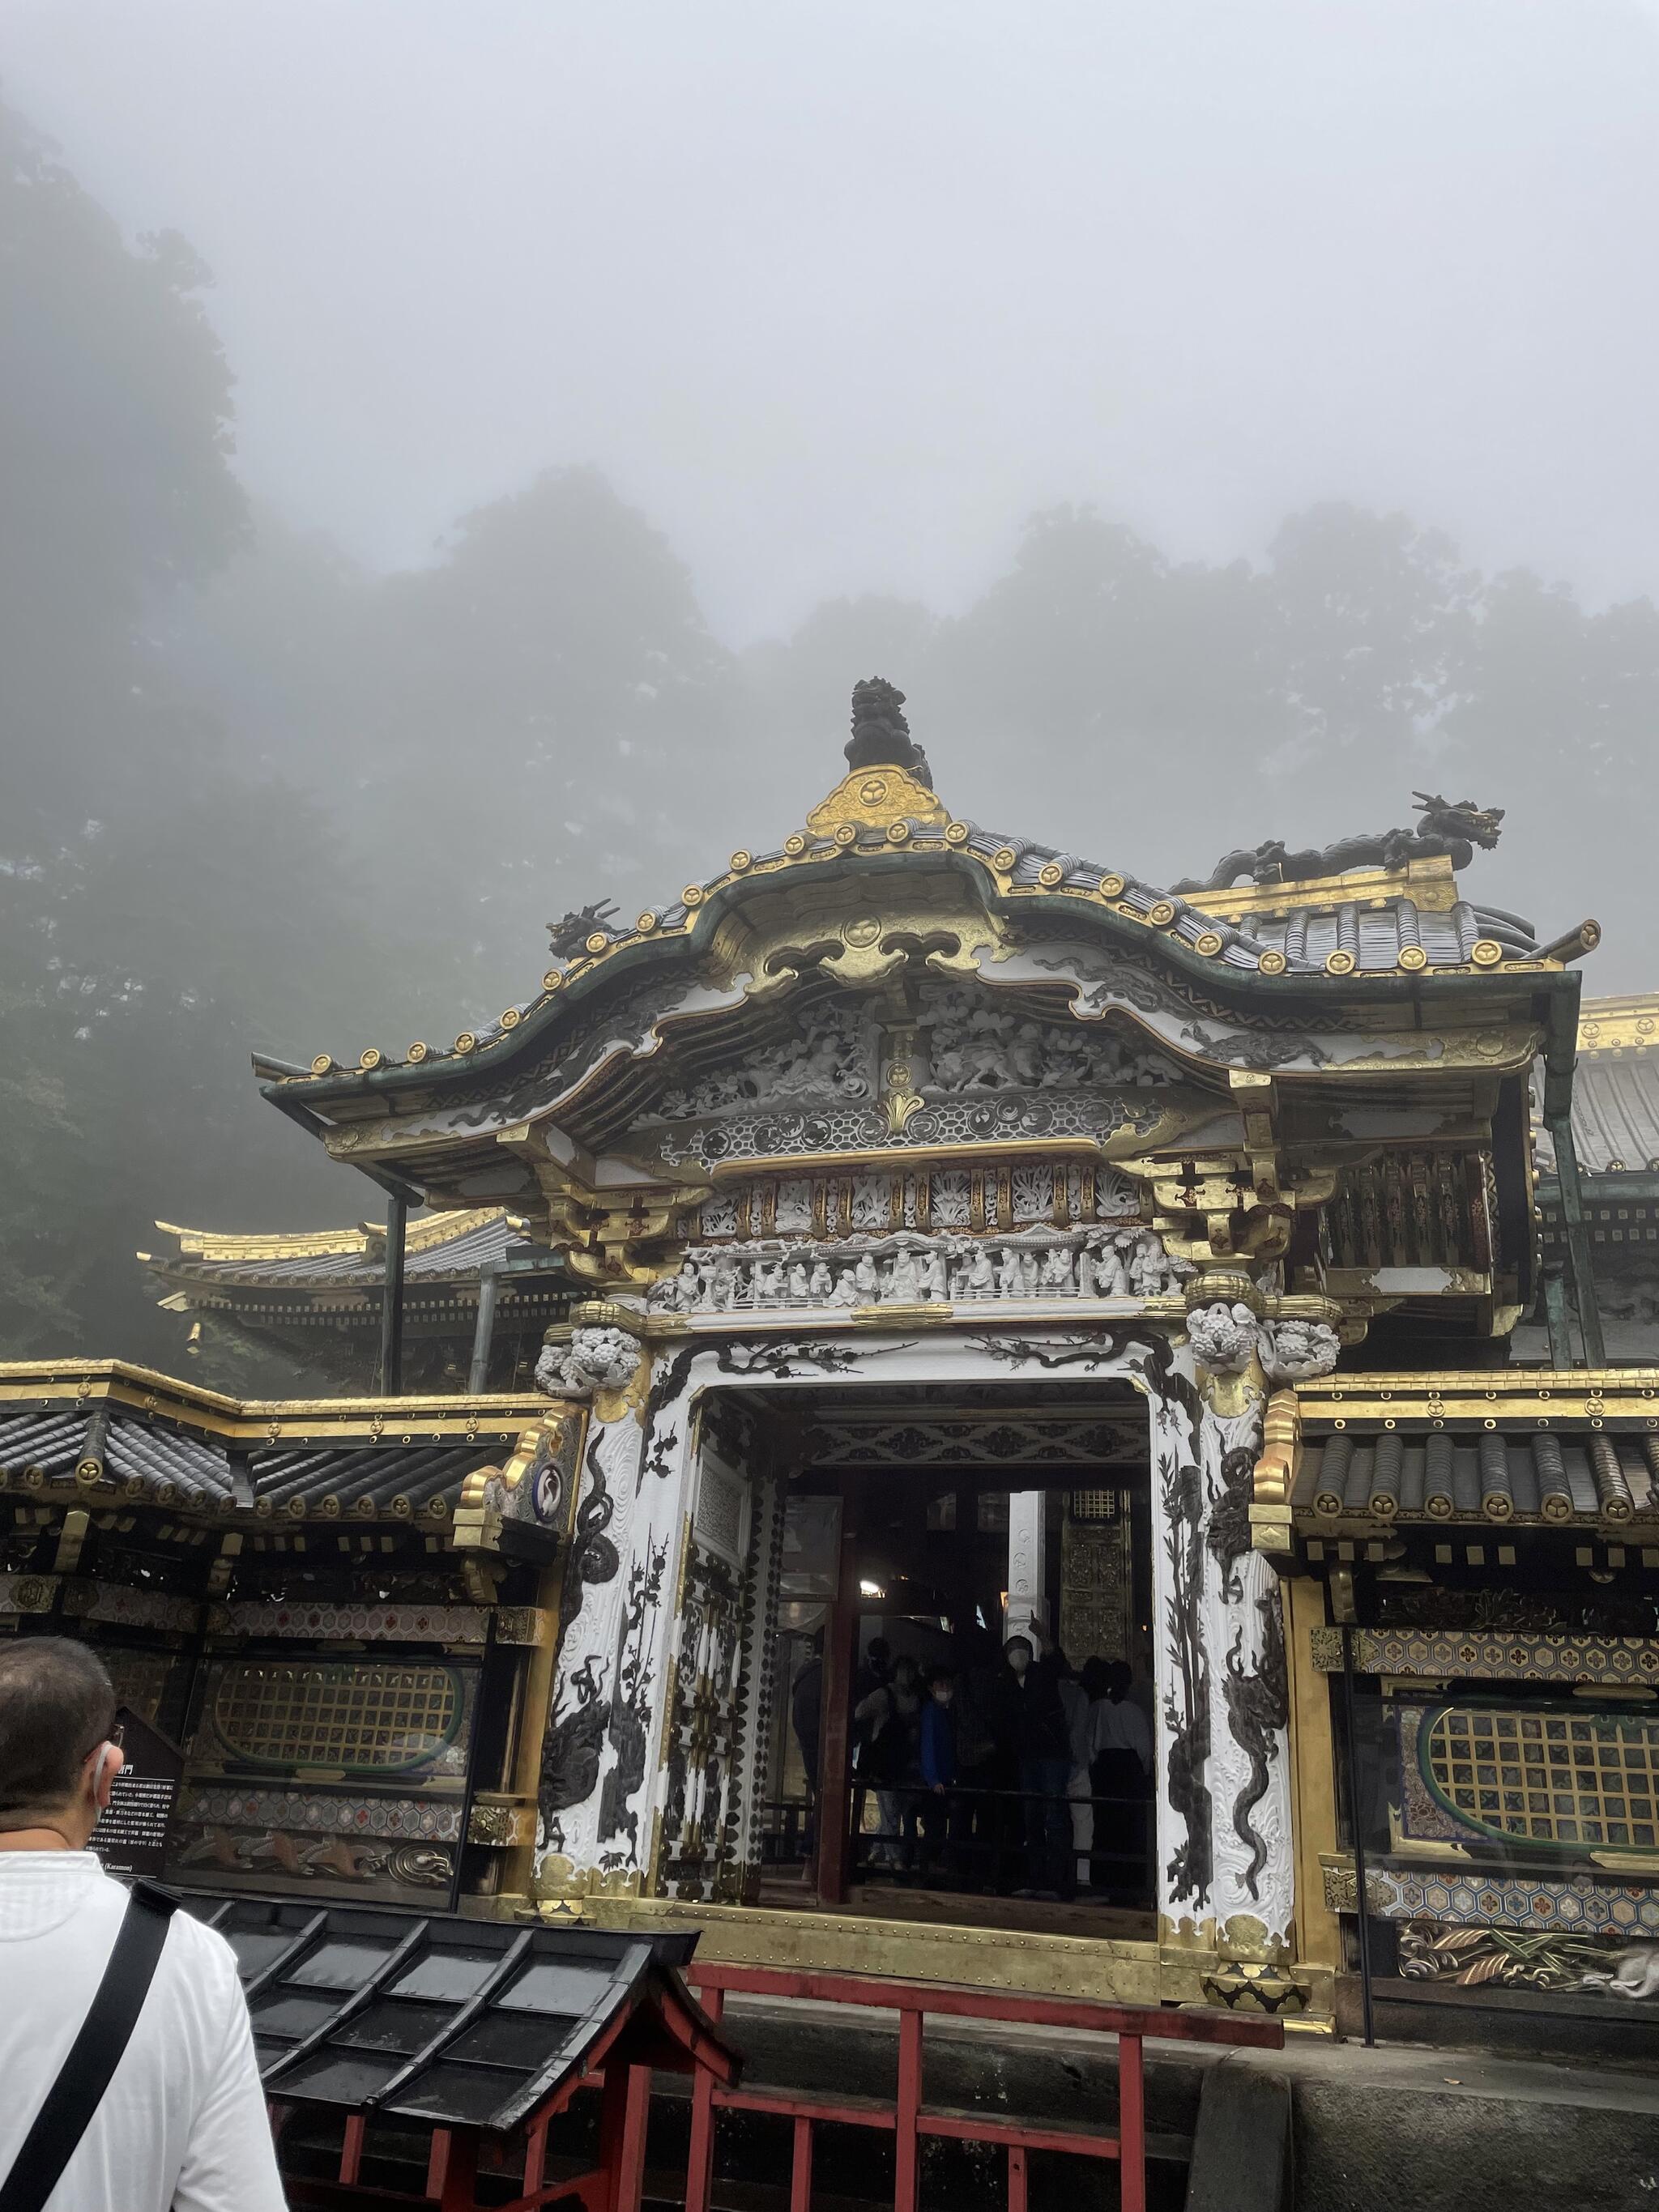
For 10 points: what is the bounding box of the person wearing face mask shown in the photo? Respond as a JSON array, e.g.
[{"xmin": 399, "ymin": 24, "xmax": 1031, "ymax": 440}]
[
  {"xmin": 0, "ymin": 1639, "xmax": 286, "ymax": 2212},
  {"xmin": 998, "ymin": 1625, "xmax": 1076, "ymax": 1900}
]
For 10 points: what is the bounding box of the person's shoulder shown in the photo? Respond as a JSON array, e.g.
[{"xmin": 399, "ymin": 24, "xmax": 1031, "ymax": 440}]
[{"xmin": 158, "ymin": 1902, "xmax": 247, "ymax": 2006}]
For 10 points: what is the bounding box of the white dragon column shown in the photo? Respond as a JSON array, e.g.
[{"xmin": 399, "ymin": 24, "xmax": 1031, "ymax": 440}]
[{"xmin": 1182, "ymin": 1272, "xmax": 1340, "ymax": 2004}]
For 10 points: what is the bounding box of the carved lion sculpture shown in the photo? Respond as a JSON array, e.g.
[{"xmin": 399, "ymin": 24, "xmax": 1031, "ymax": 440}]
[
  {"xmin": 1186, "ymin": 1301, "xmax": 1262, "ymax": 1375},
  {"xmin": 535, "ymin": 1324, "xmax": 642, "ymax": 1400},
  {"xmin": 1261, "ymin": 1318, "xmax": 1341, "ymax": 1384}
]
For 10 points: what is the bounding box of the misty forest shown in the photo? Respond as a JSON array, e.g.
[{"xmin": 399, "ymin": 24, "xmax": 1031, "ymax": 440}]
[{"xmin": 2, "ymin": 89, "xmax": 1652, "ymax": 1370}]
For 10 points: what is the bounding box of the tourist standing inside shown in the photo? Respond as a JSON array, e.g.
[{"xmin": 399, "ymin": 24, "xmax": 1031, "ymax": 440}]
[
  {"xmin": 917, "ymin": 1668, "xmax": 967, "ymax": 1882},
  {"xmin": 998, "ymin": 1626, "xmax": 1076, "ymax": 1899},
  {"xmin": 855, "ymin": 1652, "xmax": 922, "ymax": 1873},
  {"xmin": 1088, "ymin": 1659, "xmax": 1154, "ymax": 1897}
]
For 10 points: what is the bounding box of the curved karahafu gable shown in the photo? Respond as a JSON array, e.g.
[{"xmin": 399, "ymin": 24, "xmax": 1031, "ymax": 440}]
[{"xmin": 253, "ymin": 727, "xmax": 1581, "ymax": 1299}]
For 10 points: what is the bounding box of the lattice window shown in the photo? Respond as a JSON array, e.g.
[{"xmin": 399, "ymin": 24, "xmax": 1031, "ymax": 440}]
[
  {"xmin": 1069, "ymin": 1490, "xmax": 1122, "ymax": 1524},
  {"xmin": 1422, "ymin": 1705, "xmax": 1659, "ymax": 1852},
  {"xmin": 211, "ymin": 1662, "xmax": 462, "ymax": 1775}
]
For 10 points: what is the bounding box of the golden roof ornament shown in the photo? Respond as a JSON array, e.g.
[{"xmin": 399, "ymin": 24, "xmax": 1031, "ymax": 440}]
[{"xmin": 806, "ymin": 677, "xmax": 950, "ymax": 835}]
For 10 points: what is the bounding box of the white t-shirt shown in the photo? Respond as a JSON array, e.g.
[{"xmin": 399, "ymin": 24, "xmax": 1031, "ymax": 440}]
[
  {"xmin": 0, "ymin": 1852, "xmax": 287, "ymax": 2212},
  {"xmin": 1087, "ymin": 1694, "xmax": 1154, "ymax": 1775}
]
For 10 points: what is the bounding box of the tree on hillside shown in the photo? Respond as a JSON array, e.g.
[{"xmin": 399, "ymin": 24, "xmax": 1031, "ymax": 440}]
[{"xmin": 0, "ymin": 102, "xmax": 402, "ymax": 1367}]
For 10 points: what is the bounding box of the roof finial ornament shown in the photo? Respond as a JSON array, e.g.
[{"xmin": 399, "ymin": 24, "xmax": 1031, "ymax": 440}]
[
  {"xmin": 845, "ymin": 678, "xmax": 932, "ymax": 791},
  {"xmin": 547, "ymin": 899, "xmax": 620, "ymax": 957},
  {"xmin": 1174, "ymin": 791, "xmax": 1505, "ymax": 893}
]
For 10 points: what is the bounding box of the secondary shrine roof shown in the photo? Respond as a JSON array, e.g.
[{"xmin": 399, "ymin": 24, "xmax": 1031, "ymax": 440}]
[
  {"xmin": 0, "ymin": 1362, "xmax": 544, "ymax": 1519},
  {"xmin": 1555, "ymin": 995, "xmax": 1659, "ymax": 1175}
]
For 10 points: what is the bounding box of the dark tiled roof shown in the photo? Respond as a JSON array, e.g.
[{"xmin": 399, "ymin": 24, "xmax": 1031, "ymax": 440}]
[
  {"xmin": 0, "ymin": 1405, "xmax": 505, "ymax": 1516},
  {"xmin": 178, "ymin": 1891, "xmax": 727, "ymax": 2133},
  {"xmin": 279, "ymin": 796, "xmax": 1561, "ymax": 1097},
  {"xmin": 1294, "ymin": 1431, "xmax": 1659, "ymax": 1527}
]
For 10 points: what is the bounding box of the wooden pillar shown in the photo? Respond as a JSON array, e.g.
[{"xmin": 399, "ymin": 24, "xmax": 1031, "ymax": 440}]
[
  {"xmin": 1549, "ymin": 1112, "xmax": 1606, "ymax": 1367},
  {"xmin": 378, "ymin": 1192, "xmax": 407, "ymax": 1396},
  {"xmin": 467, "ymin": 1266, "xmax": 501, "ymax": 1393},
  {"xmin": 815, "ymin": 1477, "xmax": 861, "ymax": 1905},
  {"xmin": 499, "ymin": 1562, "xmax": 563, "ymax": 1899},
  {"xmin": 1282, "ymin": 1574, "xmax": 1342, "ymax": 1974}
]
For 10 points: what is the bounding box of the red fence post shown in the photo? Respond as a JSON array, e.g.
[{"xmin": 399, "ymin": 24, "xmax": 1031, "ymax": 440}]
[
  {"xmin": 339, "ymin": 2114, "xmax": 365, "ymax": 2186},
  {"xmin": 790, "ymin": 2115, "xmax": 813, "ymax": 2212},
  {"xmin": 894, "ymin": 2004, "xmax": 923, "ymax": 2212},
  {"xmin": 426, "ymin": 2126, "xmax": 480, "ymax": 2212},
  {"xmin": 597, "ymin": 2062, "xmax": 652, "ymax": 2212},
  {"xmin": 1118, "ymin": 2031, "xmax": 1145, "ymax": 2212},
  {"xmin": 684, "ymin": 1984, "xmax": 723, "ymax": 2212},
  {"xmin": 1008, "ymin": 2143, "xmax": 1029, "ymax": 2212}
]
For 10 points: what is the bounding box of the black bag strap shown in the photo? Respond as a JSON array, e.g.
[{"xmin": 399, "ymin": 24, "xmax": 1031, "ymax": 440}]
[{"xmin": 0, "ymin": 1879, "xmax": 178, "ymax": 2212}]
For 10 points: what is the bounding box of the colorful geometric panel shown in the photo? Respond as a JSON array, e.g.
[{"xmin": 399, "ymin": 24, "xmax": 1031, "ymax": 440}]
[
  {"xmin": 1324, "ymin": 1858, "xmax": 1659, "ymax": 1937},
  {"xmin": 198, "ymin": 1659, "xmax": 473, "ymax": 1780},
  {"xmin": 1420, "ymin": 1703, "xmax": 1659, "ymax": 1856}
]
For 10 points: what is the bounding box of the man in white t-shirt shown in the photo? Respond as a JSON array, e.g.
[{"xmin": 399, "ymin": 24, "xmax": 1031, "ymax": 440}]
[{"xmin": 0, "ymin": 1638, "xmax": 287, "ymax": 2212}]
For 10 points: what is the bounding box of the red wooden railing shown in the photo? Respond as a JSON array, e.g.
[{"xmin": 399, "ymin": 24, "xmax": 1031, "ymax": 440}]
[{"xmin": 681, "ymin": 1965, "xmax": 1285, "ymax": 2212}]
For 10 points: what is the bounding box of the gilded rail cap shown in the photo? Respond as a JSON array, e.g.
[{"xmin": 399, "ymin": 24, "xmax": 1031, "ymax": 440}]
[{"xmin": 1183, "ymin": 1269, "xmax": 1265, "ymax": 1316}]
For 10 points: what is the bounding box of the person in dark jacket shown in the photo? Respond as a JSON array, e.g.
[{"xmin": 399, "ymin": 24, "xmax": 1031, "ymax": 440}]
[
  {"xmin": 1000, "ymin": 1626, "xmax": 1076, "ymax": 1899},
  {"xmin": 789, "ymin": 1636, "xmax": 823, "ymax": 1853},
  {"xmin": 917, "ymin": 1668, "xmax": 966, "ymax": 1880}
]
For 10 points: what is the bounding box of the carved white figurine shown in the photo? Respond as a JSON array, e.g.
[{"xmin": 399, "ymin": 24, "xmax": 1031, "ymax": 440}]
[
  {"xmin": 853, "ymin": 1252, "xmax": 881, "ymax": 1302},
  {"xmin": 808, "ymin": 1259, "xmax": 834, "ymax": 1302},
  {"xmin": 753, "ymin": 1259, "xmax": 785, "ymax": 1306},
  {"xmin": 1582, "ymin": 1944, "xmax": 1659, "ymax": 2001},
  {"xmin": 887, "ymin": 1242, "xmax": 922, "ymax": 1302},
  {"xmin": 1021, "ymin": 1251, "xmax": 1042, "ymax": 1296},
  {"xmin": 1100, "ymin": 1236, "xmax": 1133, "ymax": 1297},
  {"xmin": 535, "ymin": 1323, "xmax": 642, "ymax": 1400},
  {"xmin": 921, "ymin": 1248, "xmax": 949, "ymax": 1301},
  {"xmin": 709, "ymin": 1255, "xmax": 740, "ymax": 1311},
  {"xmin": 787, "ymin": 1261, "xmax": 811, "ymax": 1305},
  {"xmin": 830, "ymin": 1268, "xmax": 860, "ymax": 1307},
  {"xmin": 996, "ymin": 1247, "xmax": 1024, "ymax": 1298},
  {"xmin": 1186, "ymin": 1300, "xmax": 1262, "ymax": 1375},
  {"xmin": 1260, "ymin": 1316, "xmax": 1341, "ymax": 1383},
  {"xmin": 962, "ymin": 1247, "xmax": 996, "ymax": 1298},
  {"xmin": 669, "ymin": 1255, "xmax": 702, "ymax": 1312},
  {"xmin": 1041, "ymin": 1247, "xmax": 1075, "ymax": 1296},
  {"xmin": 1128, "ymin": 1232, "xmax": 1169, "ymax": 1298}
]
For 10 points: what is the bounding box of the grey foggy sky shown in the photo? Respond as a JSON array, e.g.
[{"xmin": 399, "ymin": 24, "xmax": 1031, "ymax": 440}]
[{"xmin": 10, "ymin": 0, "xmax": 1659, "ymax": 644}]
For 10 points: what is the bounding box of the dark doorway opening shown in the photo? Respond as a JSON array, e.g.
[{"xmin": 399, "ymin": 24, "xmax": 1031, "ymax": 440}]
[{"xmin": 757, "ymin": 1393, "xmax": 1157, "ymax": 1941}]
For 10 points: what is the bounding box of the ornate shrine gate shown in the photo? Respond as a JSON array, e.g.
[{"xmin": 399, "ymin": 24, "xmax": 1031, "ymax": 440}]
[{"xmin": 531, "ymin": 1310, "xmax": 1324, "ymax": 2011}]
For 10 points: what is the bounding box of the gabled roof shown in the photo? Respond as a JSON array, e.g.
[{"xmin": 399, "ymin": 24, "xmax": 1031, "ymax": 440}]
[
  {"xmin": 182, "ymin": 1893, "xmax": 736, "ymax": 2132},
  {"xmin": 260, "ymin": 760, "xmax": 1582, "ymax": 1116}
]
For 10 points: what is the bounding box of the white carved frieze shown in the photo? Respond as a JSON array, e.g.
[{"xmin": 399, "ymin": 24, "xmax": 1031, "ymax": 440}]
[{"xmin": 648, "ymin": 1223, "xmax": 1191, "ymax": 1313}]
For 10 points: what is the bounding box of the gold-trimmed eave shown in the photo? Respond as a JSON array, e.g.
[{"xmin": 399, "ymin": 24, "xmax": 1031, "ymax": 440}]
[
  {"xmin": 266, "ymin": 805, "xmax": 1572, "ymax": 1119},
  {"xmin": 1576, "ymin": 991, "xmax": 1659, "ymax": 1055},
  {"xmin": 0, "ymin": 1359, "xmax": 552, "ymax": 1445},
  {"xmin": 149, "ymin": 1207, "xmax": 507, "ymax": 1274},
  {"xmin": 1290, "ymin": 1365, "xmax": 1659, "ymax": 1429}
]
